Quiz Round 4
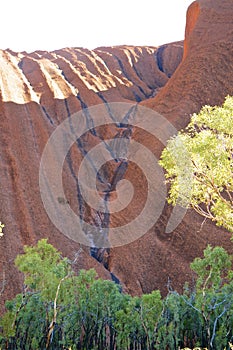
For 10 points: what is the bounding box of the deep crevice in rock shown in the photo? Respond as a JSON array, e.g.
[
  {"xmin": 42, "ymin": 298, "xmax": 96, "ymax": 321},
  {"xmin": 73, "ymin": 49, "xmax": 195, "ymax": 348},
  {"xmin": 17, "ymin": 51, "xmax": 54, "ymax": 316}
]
[
  {"xmin": 156, "ymin": 45, "xmax": 166, "ymax": 73},
  {"xmin": 41, "ymin": 106, "xmax": 54, "ymax": 125}
]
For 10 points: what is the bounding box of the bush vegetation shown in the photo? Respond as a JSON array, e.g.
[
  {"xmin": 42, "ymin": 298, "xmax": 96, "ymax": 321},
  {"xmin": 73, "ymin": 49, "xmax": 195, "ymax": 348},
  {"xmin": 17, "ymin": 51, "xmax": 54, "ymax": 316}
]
[{"xmin": 0, "ymin": 239, "xmax": 232, "ymax": 349}]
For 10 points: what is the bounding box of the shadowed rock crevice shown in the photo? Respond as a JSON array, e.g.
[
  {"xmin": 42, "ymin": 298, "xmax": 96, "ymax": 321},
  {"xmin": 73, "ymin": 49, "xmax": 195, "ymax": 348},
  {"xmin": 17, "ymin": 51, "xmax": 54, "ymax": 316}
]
[
  {"xmin": 62, "ymin": 93, "xmax": 135, "ymax": 280},
  {"xmin": 156, "ymin": 46, "xmax": 166, "ymax": 73}
]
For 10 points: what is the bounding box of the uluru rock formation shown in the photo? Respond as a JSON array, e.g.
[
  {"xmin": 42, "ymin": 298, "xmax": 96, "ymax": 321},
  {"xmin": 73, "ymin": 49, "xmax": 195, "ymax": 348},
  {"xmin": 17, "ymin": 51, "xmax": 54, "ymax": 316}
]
[
  {"xmin": 0, "ymin": 43, "xmax": 183, "ymax": 306},
  {"xmin": 0, "ymin": 0, "xmax": 233, "ymax": 307}
]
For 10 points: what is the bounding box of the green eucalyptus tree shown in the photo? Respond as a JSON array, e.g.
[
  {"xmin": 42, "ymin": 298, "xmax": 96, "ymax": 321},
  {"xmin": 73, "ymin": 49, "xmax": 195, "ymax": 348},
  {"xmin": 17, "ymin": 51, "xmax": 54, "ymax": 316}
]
[{"xmin": 160, "ymin": 96, "xmax": 233, "ymax": 232}]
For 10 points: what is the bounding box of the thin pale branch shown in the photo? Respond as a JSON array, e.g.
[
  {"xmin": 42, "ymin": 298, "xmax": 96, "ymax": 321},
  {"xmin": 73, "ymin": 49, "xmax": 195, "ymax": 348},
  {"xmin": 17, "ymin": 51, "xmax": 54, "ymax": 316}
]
[{"xmin": 210, "ymin": 307, "xmax": 227, "ymax": 348}]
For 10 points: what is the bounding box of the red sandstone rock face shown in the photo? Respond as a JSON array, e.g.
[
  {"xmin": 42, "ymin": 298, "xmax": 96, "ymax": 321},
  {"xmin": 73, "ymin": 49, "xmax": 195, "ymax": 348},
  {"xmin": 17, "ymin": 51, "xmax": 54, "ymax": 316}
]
[
  {"xmin": 0, "ymin": 44, "xmax": 182, "ymax": 307},
  {"xmin": 143, "ymin": 0, "xmax": 233, "ymax": 128},
  {"xmin": 0, "ymin": 0, "xmax": 233, "ymax": 307}
]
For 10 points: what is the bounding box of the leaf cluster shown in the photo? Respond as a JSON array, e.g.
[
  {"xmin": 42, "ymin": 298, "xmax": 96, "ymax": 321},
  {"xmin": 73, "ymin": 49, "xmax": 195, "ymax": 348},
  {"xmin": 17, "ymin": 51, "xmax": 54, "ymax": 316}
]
[{"xmin": 160, "ymin": 96, "xmax": 233, "ymax": 232}]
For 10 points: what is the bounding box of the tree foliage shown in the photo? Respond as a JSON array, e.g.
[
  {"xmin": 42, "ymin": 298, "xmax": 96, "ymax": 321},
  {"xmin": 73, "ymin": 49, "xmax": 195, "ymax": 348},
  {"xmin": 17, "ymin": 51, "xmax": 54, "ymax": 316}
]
[
  {"xmin": 0, "ymin": 240, "xmax": 232, "ymax": 349},
  {"xmin": 160, "ymin": 96, "xmax": 233, "ymax": 232}
]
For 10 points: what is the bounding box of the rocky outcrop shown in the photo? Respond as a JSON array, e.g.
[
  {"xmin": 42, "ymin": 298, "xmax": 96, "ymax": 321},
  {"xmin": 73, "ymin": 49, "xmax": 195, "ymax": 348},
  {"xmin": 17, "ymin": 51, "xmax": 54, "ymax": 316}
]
[
  {"xmin": 143, "ymin": 0, "xmax": 233, "ymax": 128},
  {"xmin": 0, "ymin": 0, "xmax": 233, "ymax": 307},
  {"xmin": 0, "ymin": 43, "xmax": 183, "ymax": 307},
  {"xmin": 0, "ymin": 44, "xmax": 183, "ymax": 105}
]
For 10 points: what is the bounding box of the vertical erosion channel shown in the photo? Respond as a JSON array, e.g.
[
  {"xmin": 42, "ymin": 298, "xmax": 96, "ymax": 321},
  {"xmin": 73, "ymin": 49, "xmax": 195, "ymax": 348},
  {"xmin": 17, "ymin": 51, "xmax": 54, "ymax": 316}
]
[{"xmin": 64, "ymin": 98, "xmax": 135, "ymax": 285}]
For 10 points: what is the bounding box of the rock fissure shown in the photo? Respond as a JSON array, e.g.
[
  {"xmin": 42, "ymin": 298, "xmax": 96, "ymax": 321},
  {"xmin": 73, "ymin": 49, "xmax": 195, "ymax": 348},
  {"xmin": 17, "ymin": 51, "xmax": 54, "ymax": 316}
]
[{"xmin": 41, "ymin": 105, "xmax": 55, "ymax": 126}]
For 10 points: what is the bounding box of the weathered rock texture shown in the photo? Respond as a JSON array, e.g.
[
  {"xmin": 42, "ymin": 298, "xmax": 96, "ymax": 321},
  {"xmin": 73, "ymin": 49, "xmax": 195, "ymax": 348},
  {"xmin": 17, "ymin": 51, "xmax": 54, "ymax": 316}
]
[
  {"xmin": 0, "ymin": 43, "xmax": 183, "ymax": 307},
  {"xmin": 0, "ymin": 0, "xmax": 233, "ymax": 307},
  {"xmin": 143, "ymin": 0, "xmax": 233, "ymax": 128}
]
